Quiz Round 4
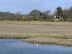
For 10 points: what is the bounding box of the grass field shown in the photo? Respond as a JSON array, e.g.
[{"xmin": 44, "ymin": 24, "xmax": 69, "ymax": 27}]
[
  {"xmin": 0, "ymin": 20, "xmax": 72, "ymax": 34},
  {"xmin": 0, "ymin": 21, "xmax": 72, "ymax": 46}
]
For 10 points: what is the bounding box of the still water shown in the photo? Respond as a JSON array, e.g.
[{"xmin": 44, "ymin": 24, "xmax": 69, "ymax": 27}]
[{"xmin": 0, "ymin": 39, "xmax": 72, "ymax": 54}]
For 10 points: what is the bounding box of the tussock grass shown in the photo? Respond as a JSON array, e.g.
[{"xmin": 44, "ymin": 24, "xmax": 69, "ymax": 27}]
[
  {"xmin": 0, "ymin": 33, "xmax": 72, "ymax": 39},
  {"xmin": 0, "ymin": 34, "xmax": 33, "ymax": 39}
]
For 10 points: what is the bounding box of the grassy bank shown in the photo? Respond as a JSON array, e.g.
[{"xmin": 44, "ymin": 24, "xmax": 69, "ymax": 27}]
[
  {"xmin": 0, "ymin": 33, "xmax": 72, "ymax": 39},
  {"xmin": 22, "ymin": 34, "xmax": 72, "ymax": 46},
  {"xmin": 0, "ymin": 33, "xmax": 72, "ymax": 46},
  {"xmin": 0, "ymin": 34, "xmax": 34, "ymax": 39}
]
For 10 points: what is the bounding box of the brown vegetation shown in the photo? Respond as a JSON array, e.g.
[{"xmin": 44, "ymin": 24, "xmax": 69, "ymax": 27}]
[
  {"xmin": 22, "ymin": 37, "xmax": 72, "ymax": 46},
  {"xmin": 0, "ymin": 21, "xmax": 72, "ymax": 34},
  {"xmin": 0, "ymin": 21, "xmax": 72, "ymax": 46}
]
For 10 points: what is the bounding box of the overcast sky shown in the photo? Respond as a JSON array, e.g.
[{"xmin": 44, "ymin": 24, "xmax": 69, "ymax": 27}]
[{"xmin": 0, "ymin": 0, "xmax": 72, "ymax": 14}]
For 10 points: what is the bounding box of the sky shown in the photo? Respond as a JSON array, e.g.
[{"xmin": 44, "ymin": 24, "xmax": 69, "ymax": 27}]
[{"xmin": 0, "ymin": 0, "xmax": 72, "ymax": 14}]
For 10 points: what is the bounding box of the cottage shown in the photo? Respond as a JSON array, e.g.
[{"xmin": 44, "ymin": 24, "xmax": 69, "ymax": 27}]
[{"xmin": 22, "ymin": 16, "xmax": 35, "ymax": 21}]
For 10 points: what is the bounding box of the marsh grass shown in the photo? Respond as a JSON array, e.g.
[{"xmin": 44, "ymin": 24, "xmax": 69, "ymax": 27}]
[
  {"xmin": 0, "ymin": 33, "xmax": 72, "ymax": 46},
  {"xmin": 0, "ymin": 33, "xmax": 72, "ymax": 39},
  {"xmin": 0, "ymin": 34, "xmax": 32, "ymax": 39},
  {"xmin": 22, "ymin": 34, "xmax": 72, "ymax": 46},
  {"xmin": 0, "ymin": 21, "xmax": 72, "ymax": 46},
  {"xmin": 0, "ymin": 20, "xmax": 72, "ymax": 25}
]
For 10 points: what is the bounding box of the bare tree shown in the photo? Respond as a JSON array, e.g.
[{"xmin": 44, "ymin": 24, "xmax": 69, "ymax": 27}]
[{"xmin": 44, "ymin": 10, "xmax": 51, "ymax": 16}]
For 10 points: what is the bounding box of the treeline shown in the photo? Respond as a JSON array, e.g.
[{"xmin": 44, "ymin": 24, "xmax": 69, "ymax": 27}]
[
  {"xmin": 54, "ymin": 7, "xmax": 72, "ymax": 21},
  {"xmin": 0, "ymin": 12, "xmax": 22, "ymax": 21},
  {"xmin": 0, "ymin": 6, "xmax": 72, "ymax": 22}
]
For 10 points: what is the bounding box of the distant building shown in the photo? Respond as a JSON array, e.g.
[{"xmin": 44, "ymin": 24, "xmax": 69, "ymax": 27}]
[
  {"xmin": 53, "ymin": 15, "xmax": 65, "ymax": 21},
  {"xmin": 22, "ymin": 16, "xmax": 34, "ymax": 20},
  {"xmin": 22, "ymin": 16, "xmax": 27, "ymax": 19},
  {"xmin": 53, "ymin": 15, "xmax": 59, "ymax": 21}
]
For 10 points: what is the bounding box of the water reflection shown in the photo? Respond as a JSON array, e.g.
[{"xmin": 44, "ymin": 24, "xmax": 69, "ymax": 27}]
[{"xmin": 0, "ymin": 39, "xmax": 72, "ymax": 54}]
